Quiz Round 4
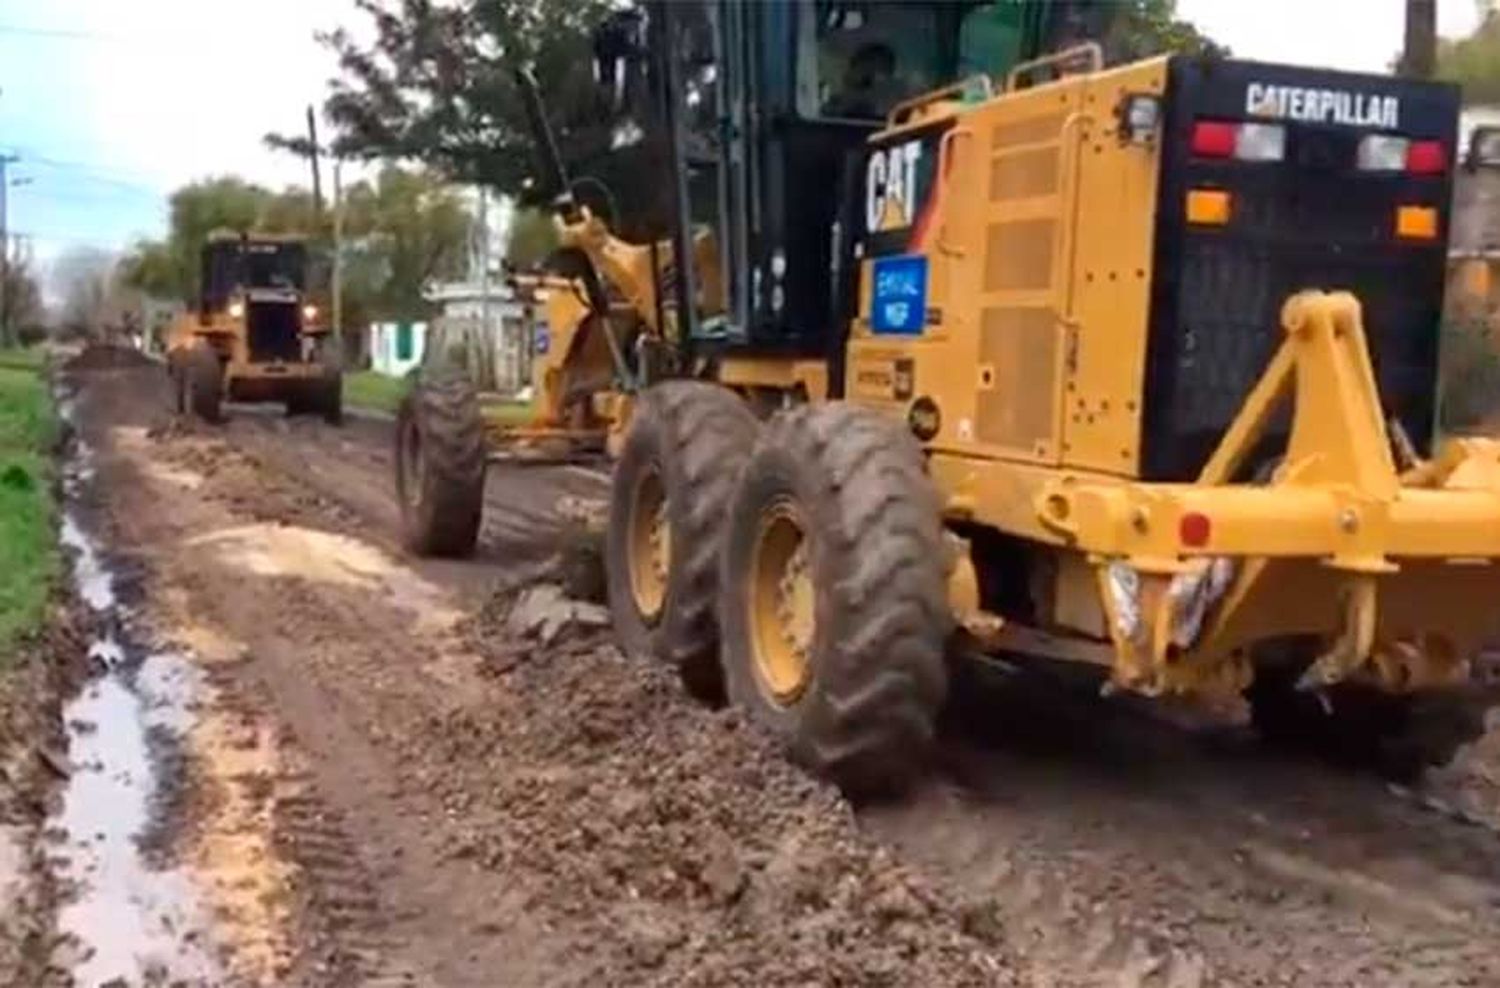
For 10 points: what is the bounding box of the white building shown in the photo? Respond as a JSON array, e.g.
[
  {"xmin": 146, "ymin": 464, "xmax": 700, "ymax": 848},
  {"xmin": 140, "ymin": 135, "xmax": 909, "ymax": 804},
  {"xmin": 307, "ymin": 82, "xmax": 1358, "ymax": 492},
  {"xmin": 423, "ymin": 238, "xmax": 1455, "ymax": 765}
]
[
  {"xmin": 368, "ymin": 321, "xmax": 429, "ymax": 377},
  {"xmin": 363, "ymin": 280, "xmax": 533, "ymax": 393}
]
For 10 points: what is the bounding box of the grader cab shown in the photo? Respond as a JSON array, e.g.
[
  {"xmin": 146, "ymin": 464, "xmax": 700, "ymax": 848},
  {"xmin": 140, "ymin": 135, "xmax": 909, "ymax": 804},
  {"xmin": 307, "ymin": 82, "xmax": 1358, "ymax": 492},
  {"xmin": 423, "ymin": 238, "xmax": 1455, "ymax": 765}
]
[
  {"xmin": 397, "ymin": 0, "xmax": 1499, "ymax": 794},
  {"xmin": 166, "ymin": 232, "xmax": 342, "ymax": 425}
]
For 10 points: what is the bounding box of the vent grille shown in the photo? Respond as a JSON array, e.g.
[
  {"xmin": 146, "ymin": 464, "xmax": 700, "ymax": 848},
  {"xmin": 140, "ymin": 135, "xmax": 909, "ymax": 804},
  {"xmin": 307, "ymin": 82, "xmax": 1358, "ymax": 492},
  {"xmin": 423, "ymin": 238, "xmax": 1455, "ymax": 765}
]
[{"xmin": 977, "ymin": 306, "xmax": 1058, "ymax": 450}]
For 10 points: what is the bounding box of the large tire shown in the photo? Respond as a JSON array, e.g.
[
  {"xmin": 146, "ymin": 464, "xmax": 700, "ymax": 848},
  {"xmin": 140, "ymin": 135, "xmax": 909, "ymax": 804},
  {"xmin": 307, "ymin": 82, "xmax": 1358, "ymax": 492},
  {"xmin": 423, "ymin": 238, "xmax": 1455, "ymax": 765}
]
[
  {"xmin": 167, "ymin": 352, "xmax": 187, "ymax": 414},
  {"xmin": 605, "ymin": 381, "xmax": 758, "ymax": 701},
  {"xmin": 718, "ymin": 403, "xmax": 951, "ymax": 798},
  {"xmin": 185, "ymin": 345, "xmax": 223, "ymax": 424},
  {"xmin": 395, "ymin": 365, "xmax": 485, "ymax": 557},
  {"xmin": 317, "ymin": 344, "xmax": 343, "ymax": 426}
]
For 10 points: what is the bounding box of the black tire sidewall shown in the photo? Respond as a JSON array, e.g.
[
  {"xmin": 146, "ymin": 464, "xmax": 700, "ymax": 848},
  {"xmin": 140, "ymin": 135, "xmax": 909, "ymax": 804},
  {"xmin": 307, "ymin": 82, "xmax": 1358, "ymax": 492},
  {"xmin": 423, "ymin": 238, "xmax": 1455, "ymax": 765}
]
[
  {"xmin": 395, "ymin": 367, "xmax": 483, "ymax": 557},
  {"xmin": 187, "ymin": 347, "xmax": 222, "ymax": 423},
  {"xmin": 606, "ymin": 404, "xmax": 672, "ymax": 662},
  {"xmin": 394, "ymin": 389, "xmax": 425, "ymax": 538}
]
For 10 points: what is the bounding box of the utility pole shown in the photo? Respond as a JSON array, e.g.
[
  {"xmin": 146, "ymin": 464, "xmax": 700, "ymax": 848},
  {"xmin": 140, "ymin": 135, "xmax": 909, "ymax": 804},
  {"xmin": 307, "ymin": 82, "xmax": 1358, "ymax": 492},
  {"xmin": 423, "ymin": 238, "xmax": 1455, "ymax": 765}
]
[
  {"xmin": 306, "ymin": 105, "xmax": 324, "ymax": 215},
  {"xmin": 1401, "ymin": 0, "xmax": 1438, "ymax": 79},
  {"xmin": 332, "ymin": 160, "xmax": 344, "ymax": 356},
  {"xmin": 477, "ymin": 185, "xmax": 491, "ymax": 385},
  {"xmin": 0, "ymin": 154, "xmax": 19, "ymax": 346}
]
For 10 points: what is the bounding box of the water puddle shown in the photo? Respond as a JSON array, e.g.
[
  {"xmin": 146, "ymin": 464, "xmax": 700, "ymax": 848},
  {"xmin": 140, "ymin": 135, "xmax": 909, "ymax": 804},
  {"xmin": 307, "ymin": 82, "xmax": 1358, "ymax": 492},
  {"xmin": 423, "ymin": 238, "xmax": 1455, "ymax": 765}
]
[{"xmin": 49, "ymin": 398, "xmax": 225, "ymax": 985}]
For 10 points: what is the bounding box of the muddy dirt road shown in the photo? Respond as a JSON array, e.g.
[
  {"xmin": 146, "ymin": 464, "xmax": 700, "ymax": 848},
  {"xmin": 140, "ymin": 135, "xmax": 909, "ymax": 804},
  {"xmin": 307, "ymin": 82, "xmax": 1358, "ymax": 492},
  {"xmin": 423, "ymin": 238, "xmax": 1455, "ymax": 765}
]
[{"xmin": 23, "ymin": 359, "xmax": 1500, "ymax": 986}]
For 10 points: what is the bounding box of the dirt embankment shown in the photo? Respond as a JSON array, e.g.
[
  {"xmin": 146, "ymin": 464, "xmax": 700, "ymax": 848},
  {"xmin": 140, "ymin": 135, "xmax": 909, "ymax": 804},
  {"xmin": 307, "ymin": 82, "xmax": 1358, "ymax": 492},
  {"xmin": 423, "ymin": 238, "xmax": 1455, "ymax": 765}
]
[
  {"xmin": 0, "ymin": 609, "xmax": 92, "ymax": 987},
  {"xmin": 61, "ymin": 362, "xmax": 1020, "ymax": 986}
]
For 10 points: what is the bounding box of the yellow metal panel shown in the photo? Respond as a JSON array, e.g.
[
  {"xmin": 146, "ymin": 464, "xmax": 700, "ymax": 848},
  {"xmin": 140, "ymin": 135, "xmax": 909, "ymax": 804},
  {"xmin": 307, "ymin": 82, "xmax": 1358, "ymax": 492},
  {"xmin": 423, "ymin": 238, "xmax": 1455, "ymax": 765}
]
[
  {"xmin": 983, "ymin": 219, "xmax": 1055, "ymax": 291},
  {"xmin": 967, "ymin": 78, "xmax": 1087, "ymax": 464},
  {"xmin": 716, "ymin": 357, "xmax": 829, "ymax": 400},
  {"xmin": 976, "ymin": 306, "xmax": 1056, "ymax": 452},
  {"xmin": 989, "ymin": 148, "xmax": 1060, "ymax": 201},
  {"xmin": 990, "ymin": 113, "xmax": 1068, "ymax": 149},
  {"xmin": 1060, "ymin": 59, "xmax": 1168, "ymax": 476}
]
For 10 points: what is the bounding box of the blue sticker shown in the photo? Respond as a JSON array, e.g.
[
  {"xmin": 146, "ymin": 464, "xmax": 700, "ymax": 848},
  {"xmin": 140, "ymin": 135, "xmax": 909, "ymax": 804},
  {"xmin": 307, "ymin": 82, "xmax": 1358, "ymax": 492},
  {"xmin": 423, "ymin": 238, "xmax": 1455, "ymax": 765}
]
[
  {"xmin": 871, "ymin": 255, "xmax": 928, "ymax": 335},
  {"xmin": 534, "ymin": 325, "xmax": 550, "ymax": 355}
]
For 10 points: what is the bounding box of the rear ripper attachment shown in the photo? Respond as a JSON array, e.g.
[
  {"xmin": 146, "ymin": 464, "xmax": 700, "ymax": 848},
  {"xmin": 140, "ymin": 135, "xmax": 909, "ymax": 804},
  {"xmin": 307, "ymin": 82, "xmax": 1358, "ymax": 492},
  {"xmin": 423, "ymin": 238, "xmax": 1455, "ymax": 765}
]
[{"xmin": 1030, "ymin": 291, "xmax": 1500, "ymax": 709}]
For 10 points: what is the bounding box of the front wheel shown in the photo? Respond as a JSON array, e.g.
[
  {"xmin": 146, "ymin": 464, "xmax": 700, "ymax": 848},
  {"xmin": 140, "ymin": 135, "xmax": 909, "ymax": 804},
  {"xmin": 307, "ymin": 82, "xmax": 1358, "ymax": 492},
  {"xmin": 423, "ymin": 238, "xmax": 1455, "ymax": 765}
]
[
  {"xmin": 717, "ymin": 403, "xmax": 951, "ymax": 798},
  {"xmin": 395, "ymin": 365, "xmax": 485, "ymax": 556},
  {"xmin": 605, "ymin": 382, "xmax": 758, "ymax": 700},
  {"xmin": 185, "ymin": 345, "xmax": 223, "ymax": 424}
]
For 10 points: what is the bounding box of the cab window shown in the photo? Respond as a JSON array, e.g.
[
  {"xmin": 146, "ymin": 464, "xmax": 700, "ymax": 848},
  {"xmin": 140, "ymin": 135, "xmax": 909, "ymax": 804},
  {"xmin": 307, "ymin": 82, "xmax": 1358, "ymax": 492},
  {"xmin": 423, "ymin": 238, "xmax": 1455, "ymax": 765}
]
[{"xmin": 797, "ymin": 2, "xmax": 1031, "ymax": 121}]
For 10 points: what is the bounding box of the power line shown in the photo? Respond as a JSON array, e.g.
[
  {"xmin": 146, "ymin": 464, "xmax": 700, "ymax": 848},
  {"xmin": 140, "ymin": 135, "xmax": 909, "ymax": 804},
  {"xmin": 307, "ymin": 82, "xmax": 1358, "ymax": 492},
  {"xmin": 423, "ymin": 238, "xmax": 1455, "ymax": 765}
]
[
  {"xmin": 0, "ymin": 24, "xmax": 116, "ymax": 42},
  {"xmin": 0, "ymin": 147, "xmax": 163, "ymax": 195}
]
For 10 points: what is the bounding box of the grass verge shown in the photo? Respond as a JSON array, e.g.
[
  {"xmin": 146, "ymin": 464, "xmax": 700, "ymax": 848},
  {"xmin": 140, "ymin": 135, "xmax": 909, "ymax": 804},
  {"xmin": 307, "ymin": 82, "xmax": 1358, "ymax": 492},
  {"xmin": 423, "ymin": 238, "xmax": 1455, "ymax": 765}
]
[
  {"xmin": 0, "ymin": 347, "xmax": 44, "ymax": 373},
  {"xmin": 0, "ymin": 361, "xmax": 57, "ymax": 658},
  {"xmin": 344, "ymin": 369, "xmax": 534, "ymax": 424},
  {"xmin": 343, "ymin": 370, "xmax": 409, "ymax": 416}
]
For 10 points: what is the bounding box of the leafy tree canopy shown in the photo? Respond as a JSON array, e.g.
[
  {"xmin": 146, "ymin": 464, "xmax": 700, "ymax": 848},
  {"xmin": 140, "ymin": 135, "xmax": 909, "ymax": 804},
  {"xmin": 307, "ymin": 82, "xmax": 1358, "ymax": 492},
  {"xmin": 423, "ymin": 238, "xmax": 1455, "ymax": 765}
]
[
  {"xmin": 120, "ymin": 167, "xmax": 473, "ymax": 326},
  {"xmin": 1438, "ymin": 3, "xmax": 1500, "ymax": 103}
]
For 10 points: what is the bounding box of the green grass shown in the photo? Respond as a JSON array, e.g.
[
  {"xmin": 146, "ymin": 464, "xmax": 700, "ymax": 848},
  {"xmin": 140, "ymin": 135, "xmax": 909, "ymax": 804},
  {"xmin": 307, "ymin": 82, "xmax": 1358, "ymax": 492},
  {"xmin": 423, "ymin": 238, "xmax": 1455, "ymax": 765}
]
[
  {"xmin": 344, "ymin": 369, "xmax": 535, "ymax": 424},
  {"xmin": 0, "ymin": 346, "xmax": 44, "ymax": 373},
  {"xmin": 0, "ymin": 363, "xmax": 57, "ymax": 657},
  {"xmin": 344, "ymin": 370, "xmax": 410, "ymax": 416}
]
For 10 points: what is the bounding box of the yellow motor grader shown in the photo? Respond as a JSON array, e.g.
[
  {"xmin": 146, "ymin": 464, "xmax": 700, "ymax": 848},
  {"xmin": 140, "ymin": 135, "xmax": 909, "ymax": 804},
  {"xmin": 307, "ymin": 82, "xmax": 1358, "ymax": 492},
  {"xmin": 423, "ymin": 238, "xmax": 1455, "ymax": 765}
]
[
  {"xmin": 398, "ymin": 0, "xmax": 1497, "ymax": 794},
  {"xmin": 166, "ymin": 232, "xmax": 341, "ymax": 424}
]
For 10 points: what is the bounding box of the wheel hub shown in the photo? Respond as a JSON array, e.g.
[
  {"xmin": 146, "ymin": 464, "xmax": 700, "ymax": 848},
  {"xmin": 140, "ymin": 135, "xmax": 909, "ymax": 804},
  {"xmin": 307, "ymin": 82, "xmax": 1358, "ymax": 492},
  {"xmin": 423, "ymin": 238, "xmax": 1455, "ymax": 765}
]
[
  {"xmin": 628, "ymin": 467, "xmax": 669, "ymax": 623},
  {"xmin": 749, "ymin": 501, "xmax": 813, "ymax": 704}
]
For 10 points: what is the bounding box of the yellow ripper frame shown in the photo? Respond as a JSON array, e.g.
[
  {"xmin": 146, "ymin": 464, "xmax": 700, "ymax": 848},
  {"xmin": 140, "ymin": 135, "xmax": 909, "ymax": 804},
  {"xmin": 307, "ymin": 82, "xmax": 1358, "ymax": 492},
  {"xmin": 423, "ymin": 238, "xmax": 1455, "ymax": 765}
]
[{"xmin": 967, "ymin": 291, "xmax": 1500, "ymax": 702}]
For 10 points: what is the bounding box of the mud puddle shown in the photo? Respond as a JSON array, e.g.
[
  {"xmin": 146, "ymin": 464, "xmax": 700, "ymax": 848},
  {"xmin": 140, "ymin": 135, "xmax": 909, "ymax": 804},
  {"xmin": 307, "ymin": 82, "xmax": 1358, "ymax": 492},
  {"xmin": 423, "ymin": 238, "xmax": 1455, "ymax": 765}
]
[{"xmin": 49, "ymin": 405, "xmax": 226, "ymax": 985}]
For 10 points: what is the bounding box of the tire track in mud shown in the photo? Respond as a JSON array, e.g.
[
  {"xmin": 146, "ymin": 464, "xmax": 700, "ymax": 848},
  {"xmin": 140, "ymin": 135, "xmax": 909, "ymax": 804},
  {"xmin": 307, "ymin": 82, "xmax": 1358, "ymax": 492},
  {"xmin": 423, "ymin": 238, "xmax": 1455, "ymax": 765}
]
[{"xmin": 222, "ymin": 407, "xmax": 609, "ymax": 571}]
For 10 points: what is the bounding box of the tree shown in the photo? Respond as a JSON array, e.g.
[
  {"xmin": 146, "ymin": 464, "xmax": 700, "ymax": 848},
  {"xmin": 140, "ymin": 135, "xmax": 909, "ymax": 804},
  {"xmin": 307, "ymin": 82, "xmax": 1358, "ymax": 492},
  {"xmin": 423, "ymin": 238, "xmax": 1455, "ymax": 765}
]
[
  {"xmin": 1, "ymin": 242, "xmax": 43, "ymax": 346},
  {"xmin": 504, "ymin": 207, "xmax": 558, "ymax": 270},
  {"xmin": 339, "ymin": 166, "xmax": 474, "ymax": 321},
  {"xmin": 1437, "ymin": 3, "xmax": 1500, "ymax": 103},
  {"xmin": 304, "ymin": 0, "xmax": 614, "ymax": 193},
  {"xmin": 120, "ymin": 177, "xmax": 272, "ymax": 303},
  {"xmin": 1096, "ymin": 0, "xmax": 1228, "ymax": 62},
  {"xmin": 120, "ymin": 166, "xmax": 474, "ymax": 327},
  {"xmin": 50, "ymin": 247, "xmax": 118, "ymax": 339}
]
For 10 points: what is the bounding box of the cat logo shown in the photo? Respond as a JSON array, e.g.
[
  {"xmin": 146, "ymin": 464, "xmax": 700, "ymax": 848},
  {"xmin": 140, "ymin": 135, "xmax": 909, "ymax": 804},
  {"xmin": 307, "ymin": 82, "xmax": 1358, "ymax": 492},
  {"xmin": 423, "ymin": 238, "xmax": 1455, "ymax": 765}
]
[{"xmin": 866, "ymin": 139, "xmax": 923, "ymax": 233}]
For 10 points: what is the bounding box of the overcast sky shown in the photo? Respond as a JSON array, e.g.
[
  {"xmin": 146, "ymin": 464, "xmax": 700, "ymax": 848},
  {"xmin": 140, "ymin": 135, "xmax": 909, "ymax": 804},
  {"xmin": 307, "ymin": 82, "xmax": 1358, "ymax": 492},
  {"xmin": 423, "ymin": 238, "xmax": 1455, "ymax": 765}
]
[
  {"xmin": 1178, "ymin": 0, "xmax": 1484, "ymax": 73},
  {"xmin": 0, "ymin": 0, "xmax": 351, "ymax": 264},
  {"xmin": 0, "ymin": 0, "xmax": 1490, "ymax": 265}
]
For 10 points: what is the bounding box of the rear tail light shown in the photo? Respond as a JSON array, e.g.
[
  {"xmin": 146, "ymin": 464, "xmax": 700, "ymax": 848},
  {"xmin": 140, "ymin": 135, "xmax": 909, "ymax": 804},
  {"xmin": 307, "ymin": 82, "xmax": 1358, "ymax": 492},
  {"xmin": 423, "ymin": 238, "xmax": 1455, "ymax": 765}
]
[
  {"xmin": 1406, "ymin": 140, "xmax": 1446, "ymax": 175},
  {"xmin": 1191, "ymin": 121, "xmax": 1237, "ymax": 158},
  {"xmin": 1190, "ymin": 120, "xmax": 1286, "ymax": 162},
  {"xmin": 1357, "ymin": 135, "xmax": 1447, "ymax": 174}
]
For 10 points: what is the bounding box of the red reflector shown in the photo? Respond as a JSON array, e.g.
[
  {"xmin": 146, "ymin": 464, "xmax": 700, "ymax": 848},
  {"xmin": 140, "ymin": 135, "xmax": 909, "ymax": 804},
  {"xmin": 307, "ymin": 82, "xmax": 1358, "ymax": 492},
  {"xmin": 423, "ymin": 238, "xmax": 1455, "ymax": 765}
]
[
  {"xmin": 1179, "ymin": 511, "xmax": 1212, "ymax": 548},
  {"xmin": 1406, "ymin": 140, "xmax": 1446, "ymax": 175},
  {"xmin": 1191, "ymin": 121, "xmax": 1237, "ymax": 158}
]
